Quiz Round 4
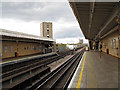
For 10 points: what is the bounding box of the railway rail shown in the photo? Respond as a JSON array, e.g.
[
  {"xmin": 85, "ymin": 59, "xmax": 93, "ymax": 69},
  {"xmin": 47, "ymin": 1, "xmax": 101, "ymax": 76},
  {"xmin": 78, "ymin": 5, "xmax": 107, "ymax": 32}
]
[
  {"xmin": 28, "ymin": 48, "xmax": 84, "ymax": 90},
  {"xmin": 1, "ymin": 50, "xmax": 74, "ymax": 89}
]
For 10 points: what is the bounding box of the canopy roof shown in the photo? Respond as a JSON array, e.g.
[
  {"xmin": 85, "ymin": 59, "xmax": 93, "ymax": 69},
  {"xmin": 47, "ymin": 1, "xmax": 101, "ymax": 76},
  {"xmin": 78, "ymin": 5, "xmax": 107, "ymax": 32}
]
[{"xmin": 69, "ymin": 2, "xmax": 120, "ymax": 40}]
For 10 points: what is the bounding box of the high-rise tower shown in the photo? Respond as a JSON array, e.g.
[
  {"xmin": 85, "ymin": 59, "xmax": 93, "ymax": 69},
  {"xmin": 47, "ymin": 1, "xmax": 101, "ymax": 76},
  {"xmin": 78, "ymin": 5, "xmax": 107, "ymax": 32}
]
[{"xmin": 40, "ymin": 22, "xmax": 53, "ymax": 38}]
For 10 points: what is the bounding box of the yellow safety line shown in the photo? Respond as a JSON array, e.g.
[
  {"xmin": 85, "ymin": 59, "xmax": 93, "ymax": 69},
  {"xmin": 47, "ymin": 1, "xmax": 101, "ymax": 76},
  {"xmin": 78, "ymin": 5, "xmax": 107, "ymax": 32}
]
[{"xmin": 76, "ymin": 53, "xmax": 86, "ymax": 89}]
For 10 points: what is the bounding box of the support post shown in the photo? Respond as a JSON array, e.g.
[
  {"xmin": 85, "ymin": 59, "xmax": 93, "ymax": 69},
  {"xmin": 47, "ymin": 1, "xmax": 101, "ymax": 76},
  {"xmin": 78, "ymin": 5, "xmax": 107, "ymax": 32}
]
[
  {"xmin": 99, "ymin": 35, "xmax": 101, "ymax": 58},
  {"xmin": 117, "ymin": 18, "xmax": 120, "ymax": 57},
  {"xmin": 10, "ymin": 78, "xmax": 12, "ymax": 84},
  {"xmin": 95, "ymin": 40, "xmax": 97, "ymax": 52},
  {"xmin": 116, "ymin": 17, "xmax": 120, "ymax": 57},
  {"xmin": 95, "ymin": 42, "xmax": 96, "ymax": 52},
  {"xmin": 118, "ymin": 18, "xmax": 120, "ymax": 38}
]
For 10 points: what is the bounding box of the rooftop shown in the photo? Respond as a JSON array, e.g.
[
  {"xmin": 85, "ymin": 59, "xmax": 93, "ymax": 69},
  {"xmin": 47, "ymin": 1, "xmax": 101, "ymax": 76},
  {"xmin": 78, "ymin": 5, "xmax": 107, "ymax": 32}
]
[{"xmin": 0, "ymin": 29, "xmax": 54, "ymax": 42}]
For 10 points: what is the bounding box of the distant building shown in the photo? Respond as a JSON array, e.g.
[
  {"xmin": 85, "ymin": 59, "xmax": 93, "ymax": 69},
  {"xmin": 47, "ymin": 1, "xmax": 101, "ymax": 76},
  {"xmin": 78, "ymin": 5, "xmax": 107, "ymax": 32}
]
[
  {"xmin": 40, "ymin": 22, "xmax": 53, "ymax": 38},
  {"xmin": 66, "ymin": 44, "xmax": 77, "ymax": 50},
  {"xmin": 56, "ymin": 43, "xmax": 69, "ymax": 52},
  {"xmin": 79, "ymin": 39, "xmax": 83, "ymax": 44}
]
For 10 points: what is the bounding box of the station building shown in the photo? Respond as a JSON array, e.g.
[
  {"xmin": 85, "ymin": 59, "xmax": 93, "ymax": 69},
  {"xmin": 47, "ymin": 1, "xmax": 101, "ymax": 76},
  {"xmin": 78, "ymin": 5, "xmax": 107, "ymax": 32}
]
[{"xmin": 1, "ymin": 22, "xmax": 55, "ymax": 59}]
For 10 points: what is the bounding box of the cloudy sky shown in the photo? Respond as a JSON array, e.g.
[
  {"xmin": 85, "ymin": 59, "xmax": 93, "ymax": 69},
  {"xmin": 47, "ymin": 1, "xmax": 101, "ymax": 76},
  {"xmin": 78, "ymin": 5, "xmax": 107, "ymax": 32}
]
[{"xmin": 0, "ymin": 1, "xmax": 88, "ymax": 44}]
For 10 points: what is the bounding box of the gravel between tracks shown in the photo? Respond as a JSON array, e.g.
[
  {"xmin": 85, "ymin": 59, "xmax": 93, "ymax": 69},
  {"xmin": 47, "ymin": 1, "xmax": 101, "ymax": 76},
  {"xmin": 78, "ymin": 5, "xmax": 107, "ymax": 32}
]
[{"xmin": 48, "ymin": 55, "xmax": 74, "ymax": 72}]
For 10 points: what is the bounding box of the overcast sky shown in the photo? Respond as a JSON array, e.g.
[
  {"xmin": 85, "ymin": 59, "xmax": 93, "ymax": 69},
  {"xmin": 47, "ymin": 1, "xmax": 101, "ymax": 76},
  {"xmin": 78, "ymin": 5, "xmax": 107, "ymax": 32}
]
[{"xmin": 0, "ymin": 1, "xmax": 88, "ymax": 44}]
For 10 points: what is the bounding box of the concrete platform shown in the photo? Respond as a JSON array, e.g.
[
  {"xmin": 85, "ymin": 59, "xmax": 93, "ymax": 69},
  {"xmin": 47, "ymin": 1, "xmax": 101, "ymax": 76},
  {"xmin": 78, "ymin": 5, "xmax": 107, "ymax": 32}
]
[
  {"xmin": 68, "ymin": 51, "xmax": 119, "ymax": 89},
  {"xmin": 1, "ymin": 52, "xmax": 57, "ymax": 66}
]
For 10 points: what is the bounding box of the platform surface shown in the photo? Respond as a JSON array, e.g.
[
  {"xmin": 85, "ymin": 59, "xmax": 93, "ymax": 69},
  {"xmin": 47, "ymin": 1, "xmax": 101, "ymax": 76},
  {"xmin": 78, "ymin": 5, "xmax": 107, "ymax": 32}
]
[
  {"xmin": 68, "ymin": 51, "xmax": 119, "ymax": 89},
  {"xmin": 1, "ymin": 52, "xmax": 56, "ymax": 66}
]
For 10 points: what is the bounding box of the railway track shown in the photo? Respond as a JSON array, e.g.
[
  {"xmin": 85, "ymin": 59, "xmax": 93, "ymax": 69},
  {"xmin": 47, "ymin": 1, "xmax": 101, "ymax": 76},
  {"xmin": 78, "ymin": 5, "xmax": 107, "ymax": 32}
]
[
  {"xmin": 2, "ymin": 54, "xmax": 57, "ymax": 73},
  {"xmin": 2, "ymin": 50, "xmax": 74, "ymax": 73},
  {"xmin": 28, "ymin": 49, "xmax": 84, "ymax": 90},
  {"xmin": 1, "ymin": 50, "xmax": 74, "ymax": 89}
]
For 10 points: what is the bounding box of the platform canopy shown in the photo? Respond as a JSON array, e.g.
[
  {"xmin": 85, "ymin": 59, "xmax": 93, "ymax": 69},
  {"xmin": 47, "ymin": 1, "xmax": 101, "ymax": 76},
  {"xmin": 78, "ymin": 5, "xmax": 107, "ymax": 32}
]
[{"xmin": 69, "ymin": 1, "xmax": 120, "ymax": 41}]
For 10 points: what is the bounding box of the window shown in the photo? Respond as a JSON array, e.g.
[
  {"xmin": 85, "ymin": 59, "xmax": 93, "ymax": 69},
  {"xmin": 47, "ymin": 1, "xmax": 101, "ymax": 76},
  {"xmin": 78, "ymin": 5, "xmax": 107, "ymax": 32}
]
[
  {"xmin": 24, "ymin": 47, "xmax": 26, "ymax": 50},
  {"xmin": 31, "ymin": 46, "xmax": 35, "ymax": 50},
  {"xmin": 47, "ymin": 23, "xmax": 49, "ymax": 28},
  {"xmin": 113, "ymin": 39, "xmax": 116, "ymax": 49},
  {"xmin": 111, "ymin": 39, "xmax": 116, "ymax": 49},
  {"xmin": 37, "ymin": 46, "xmax": 41, "ymax": 51},
  {"xmin": 4, "ymin": 45, "xmax": 8, "ymax": 53},
  {"xmin": 33, "ymin": 46, "xmax": 36, "ymax": 50},
  {"xmin": 31, "ymin": 46, "xmax": 33, "ymax": 51},
  {"xmin": 111, "ymin": 40, "xmax": 113, "ymax": 48},
  {"xmin": 47, "ymin": 30, "xmax": 49, "ymax": 35},
  {"xmin": 11, "ymin": 46, "xmax": 13, "ymax": 52}
]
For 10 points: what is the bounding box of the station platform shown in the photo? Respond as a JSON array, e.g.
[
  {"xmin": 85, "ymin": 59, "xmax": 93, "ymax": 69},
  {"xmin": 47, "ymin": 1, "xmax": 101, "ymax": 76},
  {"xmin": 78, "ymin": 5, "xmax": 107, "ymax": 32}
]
[
  {"xmin": 68, "ymin": 51, "xmax": 119, "ymax": 89},
  {"xmin": 1, "ymin": 52, "xmax": 57, "ymax": 66}
]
